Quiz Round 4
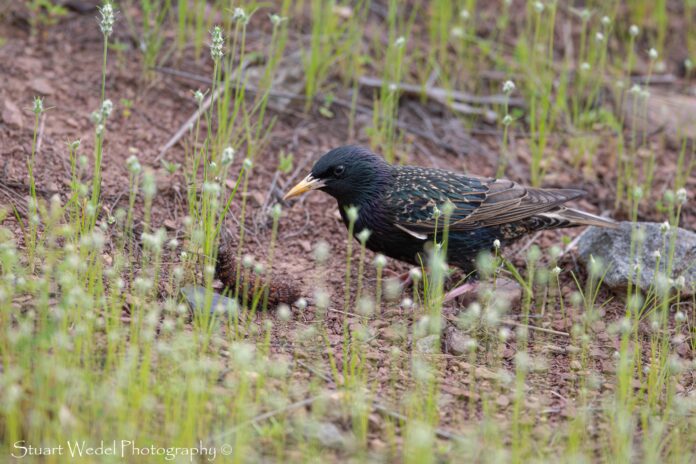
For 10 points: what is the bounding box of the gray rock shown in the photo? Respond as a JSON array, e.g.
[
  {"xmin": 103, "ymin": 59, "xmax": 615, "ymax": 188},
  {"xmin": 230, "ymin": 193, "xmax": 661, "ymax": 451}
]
[
  {"xmin": 180, "ymin": 285, "xmax": 238, "ymax": 316},
  {"xmin": 445, "ymin": 328, "xmax": 471, "ymax": 356},
  {"xmin": 577, "ymin": 222, "xmax": 696, "ymax": 294},
  {"xmin": 415, "ymin": 334, "xmax": 440, "ymax": 354},
  {"xmin": 304, "ymin": 421, "xmax": 353, "ymax": 450}
]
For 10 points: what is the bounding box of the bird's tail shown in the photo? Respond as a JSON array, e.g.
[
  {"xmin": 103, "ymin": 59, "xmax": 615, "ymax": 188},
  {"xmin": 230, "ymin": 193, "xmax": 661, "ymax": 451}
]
[{"xmin": 557, "ymin": 208, "xmax": 619, "ymax": 228}]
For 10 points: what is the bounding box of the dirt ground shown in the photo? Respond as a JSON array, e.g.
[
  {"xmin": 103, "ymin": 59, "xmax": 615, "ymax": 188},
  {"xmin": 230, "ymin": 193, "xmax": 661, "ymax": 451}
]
[{"xmin": 1, "ymin": 1, "xmax": 695, "ymax": 444}]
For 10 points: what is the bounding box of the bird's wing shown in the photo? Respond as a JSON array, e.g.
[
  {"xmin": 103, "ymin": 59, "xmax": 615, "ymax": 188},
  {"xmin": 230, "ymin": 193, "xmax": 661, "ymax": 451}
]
[{"xmin": 385, "ymin": 167, "xmax": 585, "ymax": 234}]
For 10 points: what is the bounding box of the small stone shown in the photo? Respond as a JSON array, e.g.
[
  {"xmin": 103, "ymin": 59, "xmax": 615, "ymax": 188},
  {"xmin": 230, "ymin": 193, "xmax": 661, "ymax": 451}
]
[
  {"xmin": 381, "ymin": 326, "xmax": 405, "ymax": 343},
  {"xmin": 496, "ymin": 395, "xmax": 510, "ymax": 408},
  {"xmin": 493, "ymin": 277, "xmax": 523, "ymax": 308},
  {"xmin": 304, "ymin": 421, "xmax": 351, "ymax": 450},
  {"xmin": 475, "ymin": 366, "xmax": 498, "ymax": 380},
  {"xmin": 445, "ymin": 327, "xmax": 470, "ymax": 356},
  {"xmin": 415, "ymin": 334, "xmax": 440, "ymax": 354},
  {"xmin": 30, "ymin": 78, "xmax": 55, "ymax": 95},
  {"xmin": 1, "ymin": 99, "xmax": 23, "ymax": 128},
  {"xmin": 578, "ymin": 222, "xmax": 696, "ymax": 294}
]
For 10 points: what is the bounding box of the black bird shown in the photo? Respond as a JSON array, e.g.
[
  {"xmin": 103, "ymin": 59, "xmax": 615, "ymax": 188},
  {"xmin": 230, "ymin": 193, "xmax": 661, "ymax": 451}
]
[{"xmin": 284, "ymin": 146, "xmax": 615, "ymax": 287}]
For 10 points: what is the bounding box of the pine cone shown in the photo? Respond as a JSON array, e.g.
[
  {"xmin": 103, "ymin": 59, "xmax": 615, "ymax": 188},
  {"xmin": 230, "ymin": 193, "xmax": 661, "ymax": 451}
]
[{"xmin": 216, "ymin": 241, "xmax": 302, "ymax": 307}]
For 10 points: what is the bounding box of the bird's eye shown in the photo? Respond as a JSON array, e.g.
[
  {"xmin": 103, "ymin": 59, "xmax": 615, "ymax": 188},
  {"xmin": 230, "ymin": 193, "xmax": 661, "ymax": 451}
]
[{"xmin": 333, "ymin": 165, "xmax": 345, "ymax": 177}]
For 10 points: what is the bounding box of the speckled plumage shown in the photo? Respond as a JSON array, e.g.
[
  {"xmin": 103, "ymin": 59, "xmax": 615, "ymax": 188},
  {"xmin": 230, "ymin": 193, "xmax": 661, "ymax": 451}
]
[{"xmin": 290, "ymin": 146, "xmax": 616, "ymax": 273}]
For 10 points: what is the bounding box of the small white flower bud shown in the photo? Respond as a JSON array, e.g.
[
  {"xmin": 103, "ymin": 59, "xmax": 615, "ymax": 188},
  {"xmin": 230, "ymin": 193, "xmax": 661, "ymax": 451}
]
[
  {"xmin": 242, "ymin": 254, "xmax": 254, "ymax": 268},
  {"xmin": 277, "ymin": 304, "xmax": 291, "ymax": 321},
  {"xmin": 676, "ymin": 188, "xmax": 687, "ymax": 205},
  {"xmin": 629, "ymin": 25, "xmax": 640, "ymax": 37},
  {"xmin": 210, "ymin": 26, "xmax": 224, "ymax": 61},
  {"xmin": 648, "ymin": 48, "xmax": 658, "ymax": 61},
  {"xmin": 534, "ymin": 1, "xmax": 544, "ymax": 13},
  {"xmin": 221, "ymin": 146, "xmax": 235, "ymax": 165},
  {"xmin": 269, "ymin": 14, "xmax": 287, "ymax": 26},
  {"xmin": 409, "ymin": 268, "xmax": 422, "ymax": 281},
  {"xmin": 356, "ymin": 228, "xmax": 371, "ymax": 244},
  {"xmin": 202, "ymin": 182, "xmax": 221, "ymax": 197},
  {"xmin": 499, "ymin": 327, "xmax": 511, "ymax": 341},
  {"xmin": 33, "ymin": 97, "xmax": 44, "ymax": 114},
  {"xmin": 374, "ymin": 254, "xmax": 387, "ymax": 268},
  {"xmin": 126, "ymin": 155, "xmax": 141, "ymax": 174},
  {"xmin": 345, "ymin": 206, "xmax": 359, "ymax": 223},
  {"xmin": 502, "ymin": 80, "xmax": 515, "ymax": 94},
  {"xmin": 99, "ymin": 2, "xmax": 115, "ymax": 36},
  {"xmin": 101, "ymin": 99, "xmax": 113, "ymax": 118},
  {"xmin": 394, "ymin": 36, "xmax": 406, "ymax": 47},
  {"xmin": 232, "ymin": 7, "xmax": 248, "ymax": 23}
]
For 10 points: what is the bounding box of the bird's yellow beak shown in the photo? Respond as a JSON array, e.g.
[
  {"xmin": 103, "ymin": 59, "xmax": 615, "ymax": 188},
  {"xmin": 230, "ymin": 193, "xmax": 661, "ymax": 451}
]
[{"xmin": 283, "ymin": 174, "xmax": 325, "ymax": 200}]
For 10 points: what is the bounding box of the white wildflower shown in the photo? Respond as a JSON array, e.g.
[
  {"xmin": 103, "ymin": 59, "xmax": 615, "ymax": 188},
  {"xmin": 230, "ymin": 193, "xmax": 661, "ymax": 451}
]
[
  {"xmin": 210, "ymin": 26, "xmax": 224, "ymax": 61},
  {"xmin": 409, "ymin": 268, "xmax": 422, "ymax": 281},
  {"xmin": 269, "ymin": 14, "xmax": 287, "ymax": 26},
  {"xmin": 32, "ymin": 96, "xmax": 44, "ymax": 114},
  {"xmin": 98, "ymin": 2, "xmax": 115, "ymax": 36},
  {"xmin": 676, "ymin": 188, "xmax": 687, "ymax": 205},
  {"xmin": 221, "ymin": 146, "xmax": 235, "ymax": 165},
  {"xmin": 374, "ymin": 254, "xmax": 387, "ymax": 268}
]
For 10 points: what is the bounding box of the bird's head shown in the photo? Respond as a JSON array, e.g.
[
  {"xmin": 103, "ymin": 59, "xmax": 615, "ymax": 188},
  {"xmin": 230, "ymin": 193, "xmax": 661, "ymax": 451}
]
[{"xmin": 284, "ymin": 146, "xmax": 392, "ymax": 205}]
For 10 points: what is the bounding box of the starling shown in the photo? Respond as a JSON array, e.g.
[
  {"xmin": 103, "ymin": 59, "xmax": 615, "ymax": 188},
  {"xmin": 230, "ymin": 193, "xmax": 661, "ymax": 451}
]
[{"xmin": 284, "ymin": 145, "xmax": 616, "ymax": 276}]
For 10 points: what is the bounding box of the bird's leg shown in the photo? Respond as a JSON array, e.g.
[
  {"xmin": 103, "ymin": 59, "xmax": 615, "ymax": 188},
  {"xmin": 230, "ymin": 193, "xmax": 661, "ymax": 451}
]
[{"xmin": 443, "ymin": 281, "xmax": 479, "ymax": 303}]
